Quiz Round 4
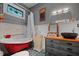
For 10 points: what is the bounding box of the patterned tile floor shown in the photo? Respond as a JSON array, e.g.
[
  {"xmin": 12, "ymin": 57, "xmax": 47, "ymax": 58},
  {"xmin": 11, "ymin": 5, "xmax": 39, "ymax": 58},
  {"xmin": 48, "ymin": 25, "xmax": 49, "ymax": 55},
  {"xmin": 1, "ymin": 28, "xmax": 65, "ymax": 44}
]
[{"xmin": 27, "ymin": 49, "xmax": 45, "ymax": 56}]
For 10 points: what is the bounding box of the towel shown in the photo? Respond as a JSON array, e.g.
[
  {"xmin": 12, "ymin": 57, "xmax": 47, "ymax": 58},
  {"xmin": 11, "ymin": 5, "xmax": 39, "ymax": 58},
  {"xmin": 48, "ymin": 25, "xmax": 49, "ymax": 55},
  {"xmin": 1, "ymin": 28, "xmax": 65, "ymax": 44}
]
[{"xmin": 33, "ymin": 34, "xmax": 43, "ymax": 52}]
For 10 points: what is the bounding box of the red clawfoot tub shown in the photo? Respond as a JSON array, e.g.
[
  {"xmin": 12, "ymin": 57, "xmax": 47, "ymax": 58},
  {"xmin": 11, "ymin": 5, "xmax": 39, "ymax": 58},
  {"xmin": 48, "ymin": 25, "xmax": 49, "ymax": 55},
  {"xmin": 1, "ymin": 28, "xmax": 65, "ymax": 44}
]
[{"xmin": 0, "ymin": 38, "xmax": 32, "ymax": 54}]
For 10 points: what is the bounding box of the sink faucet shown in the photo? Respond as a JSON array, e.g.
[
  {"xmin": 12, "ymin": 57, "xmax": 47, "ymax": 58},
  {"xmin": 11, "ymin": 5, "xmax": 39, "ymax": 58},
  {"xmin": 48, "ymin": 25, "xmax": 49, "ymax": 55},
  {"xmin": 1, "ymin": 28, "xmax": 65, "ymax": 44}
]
[{"xmin": 72, "ymin": 28, "xmax": 75, "ymax": 33}]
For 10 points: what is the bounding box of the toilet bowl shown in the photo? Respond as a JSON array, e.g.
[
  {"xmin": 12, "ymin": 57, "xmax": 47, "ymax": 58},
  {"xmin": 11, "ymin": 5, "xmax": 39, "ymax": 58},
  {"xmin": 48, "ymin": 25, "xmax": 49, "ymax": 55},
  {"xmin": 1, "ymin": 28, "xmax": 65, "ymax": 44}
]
[{"xmin": 11, "ymin": 50, "xmax": 29, "ymax": 56}]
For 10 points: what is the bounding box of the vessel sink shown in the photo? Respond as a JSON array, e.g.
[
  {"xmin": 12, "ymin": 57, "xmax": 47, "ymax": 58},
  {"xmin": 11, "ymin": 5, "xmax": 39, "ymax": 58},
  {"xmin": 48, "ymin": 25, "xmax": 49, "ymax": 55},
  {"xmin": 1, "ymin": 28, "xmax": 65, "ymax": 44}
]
[{"xmin": 61, "ymin": 32, "xmax": 78, "ymax": 39}]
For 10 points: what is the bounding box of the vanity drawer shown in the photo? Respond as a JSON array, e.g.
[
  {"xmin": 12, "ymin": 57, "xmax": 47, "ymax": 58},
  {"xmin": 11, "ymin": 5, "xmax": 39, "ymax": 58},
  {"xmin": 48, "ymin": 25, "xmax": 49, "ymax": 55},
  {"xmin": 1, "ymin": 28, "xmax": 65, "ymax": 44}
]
[
  {"xmin": 46, "ymin": 47, "xmax": 77, "ymax": 56},
  {"xmin": 54, "ymin": 40, "xmax": 79, "ymax": 47},
  {"xmin": 46, "ymin": 47, "xmax": 64, "ymax": 56},
  {"xmin": 56, "ymin": 45, "xmax": 79, "ymax": 54},
  {"xmin": 46, "ymin": 39, "xmax": 60, "ymax": 44},
  {"xmin": 51, "ymin": 43, "xmax": 64, "ymax": 50},
  {"xmin": 46, "ymin": 39, "xmax": 61, "ymax": 47},
  {"xmin": 46, "ymin": 40, "xmax": 54, "ymax": 47},
  {"xmin": 46, "ymin": 39, "xmax": 54, "ymax": 44},
  {"xmin": 50, "ymin": 43, "xmax": 79, "ymax": 54}
]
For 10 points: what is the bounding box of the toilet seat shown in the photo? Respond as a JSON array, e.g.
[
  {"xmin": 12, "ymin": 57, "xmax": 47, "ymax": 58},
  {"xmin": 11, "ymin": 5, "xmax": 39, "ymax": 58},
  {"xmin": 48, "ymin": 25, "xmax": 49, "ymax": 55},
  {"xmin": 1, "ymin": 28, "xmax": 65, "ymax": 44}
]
[{"xmin": 11, "ymin": 50, "xmax": 29, "ymax": 56}]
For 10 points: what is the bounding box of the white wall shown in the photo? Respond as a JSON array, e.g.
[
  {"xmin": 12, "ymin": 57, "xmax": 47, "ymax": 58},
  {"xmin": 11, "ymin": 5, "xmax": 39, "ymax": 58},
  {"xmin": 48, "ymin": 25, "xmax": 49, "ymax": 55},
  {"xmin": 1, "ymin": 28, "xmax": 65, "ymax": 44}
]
[
  {"xmin": 59, "ymin": 21, "xmax": 79, "ymax": 35},
  {"xmin": 31, "ymin": 3, "xmax": 79, "ymax": 25},
  {"xmin": 0, "ymin": 23, "xmax": 27, "ymax": 39},
  {"xmin": 50, "ymin": 24, "xmax": 57, "ymax": 32},
  {"xmin": 50, "ymin": 21, "xmax": 79, "ymax": 37}
]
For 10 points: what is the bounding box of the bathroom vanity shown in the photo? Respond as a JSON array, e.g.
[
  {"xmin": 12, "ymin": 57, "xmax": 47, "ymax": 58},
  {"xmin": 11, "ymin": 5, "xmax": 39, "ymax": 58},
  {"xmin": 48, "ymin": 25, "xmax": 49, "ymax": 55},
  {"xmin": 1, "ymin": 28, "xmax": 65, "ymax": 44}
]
[{"xmin": 45, "ymin": 36, "xmax": 79, "ymax": 56}]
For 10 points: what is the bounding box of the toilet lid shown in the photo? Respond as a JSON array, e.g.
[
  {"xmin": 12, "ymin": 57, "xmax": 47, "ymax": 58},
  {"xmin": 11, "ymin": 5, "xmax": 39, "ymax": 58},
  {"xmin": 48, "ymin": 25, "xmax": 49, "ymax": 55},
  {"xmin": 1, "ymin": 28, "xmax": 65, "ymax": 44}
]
[{"xmin": 11, "ymin": 50, "xmax": 29, "ymax": 56}]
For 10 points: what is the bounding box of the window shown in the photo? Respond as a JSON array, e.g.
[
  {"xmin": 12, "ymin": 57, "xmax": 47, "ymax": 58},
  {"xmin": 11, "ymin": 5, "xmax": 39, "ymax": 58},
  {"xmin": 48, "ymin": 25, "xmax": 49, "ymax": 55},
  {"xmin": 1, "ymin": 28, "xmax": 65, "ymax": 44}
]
[{"xmin": 7, "ymin": 5, "xmax": 23, "ymax": 17}]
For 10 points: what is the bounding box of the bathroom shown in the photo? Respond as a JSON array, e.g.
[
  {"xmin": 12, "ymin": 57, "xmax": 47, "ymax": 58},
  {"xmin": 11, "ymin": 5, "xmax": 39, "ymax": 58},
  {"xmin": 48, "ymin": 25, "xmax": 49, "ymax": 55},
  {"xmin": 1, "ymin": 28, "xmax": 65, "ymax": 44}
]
[{"xmin": 0, "ymin": 3, "xmax": 79, "ymax": 56}]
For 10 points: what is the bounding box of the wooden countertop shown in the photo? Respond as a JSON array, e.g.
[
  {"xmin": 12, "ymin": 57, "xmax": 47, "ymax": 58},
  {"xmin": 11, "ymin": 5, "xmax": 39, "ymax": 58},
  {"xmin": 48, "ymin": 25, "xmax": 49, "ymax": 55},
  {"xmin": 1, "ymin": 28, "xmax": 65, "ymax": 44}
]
[{"xmin": 45, "ymin": 36, "xmax": 79, "ymax": 42}]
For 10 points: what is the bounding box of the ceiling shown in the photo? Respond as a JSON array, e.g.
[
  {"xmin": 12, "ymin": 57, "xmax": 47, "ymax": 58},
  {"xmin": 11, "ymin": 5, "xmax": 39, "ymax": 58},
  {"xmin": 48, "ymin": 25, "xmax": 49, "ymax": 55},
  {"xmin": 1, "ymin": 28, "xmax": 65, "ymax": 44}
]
[{"xmin": 23, "ymin": 3, "xmax": 38, "ymax": 8}]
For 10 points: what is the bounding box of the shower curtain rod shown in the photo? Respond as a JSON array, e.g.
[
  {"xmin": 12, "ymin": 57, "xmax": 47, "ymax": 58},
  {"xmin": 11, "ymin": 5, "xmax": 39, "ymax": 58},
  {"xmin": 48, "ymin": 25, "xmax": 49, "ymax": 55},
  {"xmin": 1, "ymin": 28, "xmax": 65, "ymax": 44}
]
[{"xmin": 15, "ymin": 3, "xmax": 31, "ymax": 13}]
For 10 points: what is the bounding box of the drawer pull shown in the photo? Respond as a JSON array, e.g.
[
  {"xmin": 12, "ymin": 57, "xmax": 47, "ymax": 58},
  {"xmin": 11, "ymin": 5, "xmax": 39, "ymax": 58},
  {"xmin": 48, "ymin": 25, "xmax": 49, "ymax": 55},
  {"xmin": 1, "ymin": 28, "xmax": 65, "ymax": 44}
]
[
  {"xmin": 67, "ymin": 43, "xmax": 72, "ymax": 45},
  {"xmin": 67, "ymin": 48, "xmax": 72, "ymax": 51},
  {"xmin": 50, "ymin": 40, "xmax": 53, "ymax": 42}
]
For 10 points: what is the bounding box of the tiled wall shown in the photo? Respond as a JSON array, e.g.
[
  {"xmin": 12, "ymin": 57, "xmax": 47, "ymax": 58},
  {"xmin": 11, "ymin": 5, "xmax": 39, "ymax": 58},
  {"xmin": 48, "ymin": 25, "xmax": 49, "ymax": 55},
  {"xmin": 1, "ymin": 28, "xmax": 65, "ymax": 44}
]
[{"xmin": 0, "ymin": 23, "xmax": 27, "ymax": 39}]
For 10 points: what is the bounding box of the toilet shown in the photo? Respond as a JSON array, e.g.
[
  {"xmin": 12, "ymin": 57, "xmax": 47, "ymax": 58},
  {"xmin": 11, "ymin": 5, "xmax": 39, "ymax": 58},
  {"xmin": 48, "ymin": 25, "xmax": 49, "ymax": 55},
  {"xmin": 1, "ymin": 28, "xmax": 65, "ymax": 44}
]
[{"xmin": 11, "ymin": 50, "xmax": 29, "ymax": 56}]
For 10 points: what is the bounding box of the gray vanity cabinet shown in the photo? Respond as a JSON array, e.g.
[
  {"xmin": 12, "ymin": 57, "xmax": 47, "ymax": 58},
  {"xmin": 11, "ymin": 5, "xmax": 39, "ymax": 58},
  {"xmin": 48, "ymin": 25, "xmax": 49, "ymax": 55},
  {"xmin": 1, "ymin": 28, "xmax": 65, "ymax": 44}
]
[{"xmin": 45, "ymin": 39, "xmax": 79, "ymax": 56}]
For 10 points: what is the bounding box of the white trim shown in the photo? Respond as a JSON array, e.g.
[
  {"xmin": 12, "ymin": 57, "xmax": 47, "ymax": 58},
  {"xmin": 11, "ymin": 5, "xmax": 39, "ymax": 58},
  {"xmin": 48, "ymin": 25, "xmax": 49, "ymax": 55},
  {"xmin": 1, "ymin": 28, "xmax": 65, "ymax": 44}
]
[{"xmin": 3, "ymin": 3, "xmax": 26, "ymax": 20}]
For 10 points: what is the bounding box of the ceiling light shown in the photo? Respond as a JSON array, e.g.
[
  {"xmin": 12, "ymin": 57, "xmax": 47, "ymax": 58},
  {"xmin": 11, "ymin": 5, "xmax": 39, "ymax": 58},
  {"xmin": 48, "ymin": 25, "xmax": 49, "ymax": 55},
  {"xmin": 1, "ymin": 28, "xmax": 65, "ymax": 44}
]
[
  {"xmin": 52, "ymin": 11, "xmax": 57, "ymax": 15},
  {"xmin": 58, "ymin": 9, "xmax": 62, "ymax": 14},
  {"xmin": 63, "ymin": 8, "xmax": 69, "ymax": 13},
  {"xmin": 56, "ymin": 20, "xmax": 65, "ymax": 23}
]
